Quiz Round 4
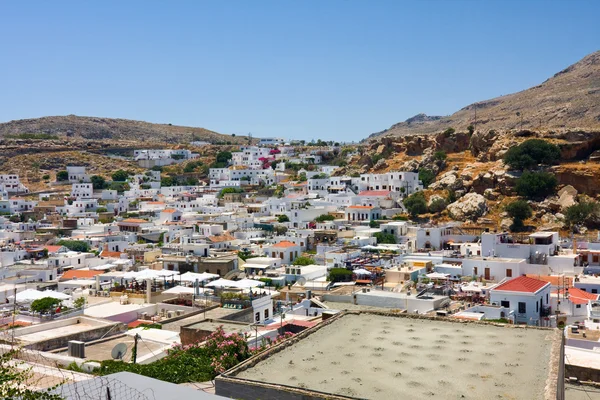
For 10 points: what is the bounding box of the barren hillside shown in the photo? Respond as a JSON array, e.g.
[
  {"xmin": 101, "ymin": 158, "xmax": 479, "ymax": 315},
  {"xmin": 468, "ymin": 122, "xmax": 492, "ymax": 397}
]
[
  {"xmin": 0, "ymin": 115, "xmax": 252, "ymax": 144},
  {"xmin": 370, "ymin": 51, "xmax": 600, "ymax": 139}
]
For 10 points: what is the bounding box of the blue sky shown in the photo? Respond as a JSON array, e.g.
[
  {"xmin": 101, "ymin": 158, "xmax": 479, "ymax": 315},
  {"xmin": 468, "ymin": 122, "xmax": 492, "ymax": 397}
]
[{"xmin": 0, "ymin": 1, "xmax": 598, "ymax": 142}]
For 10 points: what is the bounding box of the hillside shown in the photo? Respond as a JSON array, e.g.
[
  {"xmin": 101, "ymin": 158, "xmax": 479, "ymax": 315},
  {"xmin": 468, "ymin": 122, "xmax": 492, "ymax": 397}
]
[
  {"xmin": 0, "ymin": 115, "xmax": 252, "ymax": 144},
  {"xmin": 370, "ymin": 50, "xmax": 600, "ymax": 139}
]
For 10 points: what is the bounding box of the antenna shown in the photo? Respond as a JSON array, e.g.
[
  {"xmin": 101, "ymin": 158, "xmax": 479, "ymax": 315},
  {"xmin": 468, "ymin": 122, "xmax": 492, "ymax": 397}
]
[
  {"xmin": 296, "ymin": 277, "xmax": 307, "ymax": 286},
  {"xmin": 111, "ymin": 343, "xmax": 128, "ymax": 360}
]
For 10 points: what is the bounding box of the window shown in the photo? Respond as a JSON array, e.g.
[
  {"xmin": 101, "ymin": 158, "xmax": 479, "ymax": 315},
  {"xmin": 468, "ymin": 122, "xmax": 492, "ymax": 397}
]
[
  {"xmin": 506, "ymin": 269, "xmax": 512, "ymax": 278},
  {"xmin": 255, "ymin": 312, "xmax": 260, "ymax": 322},
  {"xmin": 576, "ymin": 304, "xmax": 582, "ymax": 309},
  {"xmin": 536, "ymin": 301, "xmax": 539, "ymax": 313},
  {"xmin": 473, "ymin": 267, "xmax": 478, "ymax": 275},
  {"xmin": 593, "ymin": 289, "xmax": 598, "ymax": 294},
  {"xmin": 500, "ymin": 301, "xmax": 509, "ymax": 308},
  {"xmin": 264, "ymin": 309, "xmax": 269, "ymax": 319},
  {"xmin": 518, "ymin": 302, "xmax": 526, "ymax": 314}
]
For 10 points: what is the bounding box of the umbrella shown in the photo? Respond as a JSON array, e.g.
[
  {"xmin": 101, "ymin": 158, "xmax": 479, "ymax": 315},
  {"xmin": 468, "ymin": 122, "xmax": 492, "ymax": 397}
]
[
  {"xmin": 123, "ymin": 269, "xmax": 160, "ymax": 280},
  {"xmin": 163, "ymin": 286, "xmax": 211, "ymax": 295},
  {"xmin": 155, "ymin": 269, "xmax": 180, "ymax": 277},
  {"xmin": 236, "ymin": 279, "xmax": 266, "ymax": 288},
  {"xmin": 205, "ymin": 278, "xmax": 239, "ymax": 288},
  {"xmin": 353, "ymin": 268, "xmax": 372, "ymax": 276},
  {"xmin": 179, "ymin": 272, "xmax": 219, "ymax": 283},
  {"xmin": 9, "ymin": 289, "xmax": 71, "ymax": 303}
]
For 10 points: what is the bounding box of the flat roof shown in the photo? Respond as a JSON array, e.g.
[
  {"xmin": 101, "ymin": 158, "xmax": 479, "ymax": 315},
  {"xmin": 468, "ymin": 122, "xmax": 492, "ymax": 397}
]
[{"xmin": 221, "ymin": 312, "xmax": 560, "ymax": 400}]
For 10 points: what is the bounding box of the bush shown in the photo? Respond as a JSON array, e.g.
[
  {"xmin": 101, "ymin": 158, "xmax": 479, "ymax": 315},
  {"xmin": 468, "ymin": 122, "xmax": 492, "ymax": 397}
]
[
  {"xmin": 42, "ymin": 174, "xmax": 50, "ymax": 180},
  {"xmin": 31, "ymin": 297, "xmax": 61, "ymax": 314},
  {"xmin": 292, "ymin": 256, "xmax": 315, "ymax": 266},
  {"xmin": 90, "ymin": 175, "xmax": 106, "ymax": 189},
  {"xmin": 503, "ymin": 139, "xmax": 560, "ymax": 170},
  {"xmin": 328, "ymin": 268, "xmax": 353, "ymax": 283},
  {"xmin": 56, "ymin": 170, "xmax": 68, "ymax": 181},
  {"xmin": 418, "ymin": 168, "xmax": 435, "ymax": 188},
  {"xmin": 57, "ymin": 240, "xmax": 90, "ymax": 252},
  {"xmin": 404, "ymin": 192, "xmax": 428, "ymax": 217},
  {"xmin": 515, "ymin": 171, "xmax": 557, "ymax": 199},
  {"xmin": 111, "ymin": 169, "xmax": 129, "ymax": 182},
  {"xmin": 96, "ymin": 207, "xmax": 108, "ymax": 213},
  {"xmin": 428, "ymin": 198, "xmax": 447, "ymax": 214},
  {"xmin": 467, "ymin": 125, "xmax": 475, "ymax": 135},
  {"xmin": 446, "ymin": 189, "xmax": 457, "ymax": 204},
  {"xmin": 369, "ymin": 220, "xmax": 380, "ymax": 228},
  {"xmin": 433, "ymin": 151, "xmax": 447, "ymax": 162},
  {"xmin": 505, "ymin": 200, "xmax": 533, "ymax": 231},
  {"xmin": 315, "ymin": 214, "xmax": 335, "ymax": 223},
  {"xmin": 161, "ymin": 177, "xmax": 175, "ymax": 187},
  {"xmin": 216, "ymin": 151, "xmax": 232, "ymax": 164},
  {"xmin": 565, "ymin": 201, "xmax": 600, "ymax": 228},
  {"xmin": 277, "ymin": 214, "xmax": 290, "ymax": 223},
  {"xmin": 443, "ymin": 127, "xmax": 455, "ymax": 137},
  {"xmin": 218, "ymin": 187, "xmax": 243, "ymax": 198},
  {"xmin": 373, "ymin": 232, "xmax": 396, "ymax": 244}
]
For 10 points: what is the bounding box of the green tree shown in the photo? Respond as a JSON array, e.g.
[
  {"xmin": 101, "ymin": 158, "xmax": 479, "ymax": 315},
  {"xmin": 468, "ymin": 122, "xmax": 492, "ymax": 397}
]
[
  {"xmin": 443, "ymin": 127, "xmax": 455, "ymax": 137},
  {"xmin": 404, "ymin": 192, "xmax": 428, "ymax": 217},
  {"xmin": 315, "ymin": 214, "xmax": 335, "ymax": 222},
  {"xmin": 56, "ymin": 170, "xmax": 68, "ymax": 181},
  {"xmin": 90, "ymin": 175, "xmax": 106, "ymax": 190},
  {"xmin": 505, "ymin": 200, "xmax": 533, "ymax": 232},
  {"xmin": 216, "ymin": 151, "xmax": 232, "ymax": 164},
  {"xmin": 418, "ymin": 168, "xmax": 435, "ymax": 188},
  {"xmin": 57, "ymin": 240, "xmax": 90, "ymax": 252},
  {"xmin": 111, "ymin": 169, "xmax": 129, "ymax": 182},
  {"xmin": 428, "ymin": 198, "xmax": 448, "ymax": 214},
  {"xmin": 327, "ymin": 268, "xmax": 353, "ymax": 283},
  {"xmin": 30, "ymin": 297, "xmax": 61, "ymax": 314},
  {"xmin": 446, "ymin": 189, "xmax": 457, "ymax": 204},
  {"xmin": 298, "ymin": 172, "xmax": 307, "ymax": 182},
  {"xmin": 369, "ymin": 220, "xmax": 380, "ymax": 228},
  {"xmin": 277, "ymin": 214, "xmax": 290, "ymax": 223},
  {"xmin": 565, "ymin": 201, "xmax": 600, "ymax": 228},
  {"xmin": 73, "ymin": 297, "xmax": 86, "ymax": 308},
  {"xmin": 503, "ymin": 139, "xmax": 561, "ymax": 170},
  {"xmin": 161, "ymin": 176, "xmax": 175, "ymax": 187},
  {"xmin": 292, "ymin": 256, "xmax": 315, "ymax": 266},
  {"xmin": 218, "ymin": 187, "xmax": 243, "ymax": 198},
  {"xmin": 433, "ymin": 151, "xmax": 447, "ymax": 162},
  {"xmin": 467, "ymin": 125, "xmax": 475, "ymax": 135},
  {"xmin": 373, "ymin": 232, "xmax": 396, "ymax": 244},
  {"xmin": 515, "ymin": 171, "xmax": 558, "ymax": 199}
]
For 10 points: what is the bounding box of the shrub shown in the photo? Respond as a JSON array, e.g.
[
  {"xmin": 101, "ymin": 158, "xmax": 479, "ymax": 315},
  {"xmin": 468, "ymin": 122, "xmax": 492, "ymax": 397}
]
[
  {"xmin": 42, "ymin": 174, "xmax": 50, "ymax": 180},
  {"xmin": 90, "ymin": 175, "xmax": 106, "ymax": 189},
  {"xmin": 374, "ymin": 232, "xmax": 396, "ymax": 244},
  {"xmin": 216, "ymin": 151, "xmax": 232, "ymax": 164},
  {"xmin": 328, "ymin": 268, "xmax": 353, "ymax": 283},
  {"xmin": 428, "ymin": 198, "xmax": 447, "ymax": 214},
  {"xmin": 443, "ymin": 127, "xmax": 455, "ymax": 137},
  {"xmin": 315, "ymin": 214, "xmax": 335, "ymax": 223},
  {"xmin": 111, "ymin": 169, "xmax": 129, "ymax": 182},
  {"xmin": 277, "ymin": 214, "xmax": 290, "ymax": 223},
  {"xmin": 505, "ymin": 200, "xmax": 533, "ymax": 231},
  {"xmin": 218, "ymin": 187, "xmax": 243, "ymax": 198},
  {"xmin": 73, "ymin": 297, "xmax": 86, "ymax": 308},
  {"xmin": 433, "ymin": 151, "xmax": 447, "ymax": 162},
  {"xmin": 515, "ymin": 171, "xmax": 557, "ymax": 199},
  {"xmin": 467, "ymin": 125, "xmax": 475, "ymax": 135},
  {"xmin": 565, "ymin": 201, "xmax": 600, "ymax": 228},
  {"xmin": 503, "ymin": 139, "xmax": 560, "ymax": 170},
  {"xmin": 446, "ymin": 189, "xmax": 457, "ymax": 204},
  {"xmin": 418, "ymin": 168, "xmax": 435, "ymax": 188},
  {"xmin": 96, "ymin": 207, "xmax": 108, "ymax": 213},
  {"xmin": 56, "ymin": 170, "xmax": 69, "ymax": 181},
  {"xmin": 31, "ymin": 297, "xmax": 61, "ymax": 314},
  {"xmin": 292, "ymin": 256, "xmax": 315, "ymax": 266},
  {"xmin": 404, "ymin": 192, "xmax": 428, "ymax": 217},
  {"xmin": 57, "ymin": 240, "xmax": 90, "ymax": 252},
  {"xmin": 369, "ymin": 220, "xmax": 380, "ymax": 228}
]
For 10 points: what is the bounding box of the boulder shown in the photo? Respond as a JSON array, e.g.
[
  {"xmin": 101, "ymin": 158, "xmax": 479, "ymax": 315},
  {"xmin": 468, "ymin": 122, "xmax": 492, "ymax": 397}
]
[
  {"xmin": 429, "ymin": 171, "xmax": 463, "ymax": 192},
  {"xmin": 483, "ymin": 188, "xmax": 499, "ymax": 200},
  {"xmin": 427, "ymin": 195, "xmax": 444, "ymax": 206},
  {"xmin": 447, "ymin": 193, "xmax": 488, "ymax": 222},
  {"xmin": 500, "ymin": 218, "xmax": 513, "ymax": 231},
  {"xmin": 557, "ymin": 185, "xmax": 578, "ymax": 211}
]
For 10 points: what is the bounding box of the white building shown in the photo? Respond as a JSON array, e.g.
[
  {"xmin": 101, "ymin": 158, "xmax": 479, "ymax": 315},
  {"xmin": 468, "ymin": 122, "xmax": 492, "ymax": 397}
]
[
  {"xmin": 71, "ymin": 183, "xmax": 93, "ymax": 199},
  {"xmin": 0, "ymin": 175, "xmax": 29, "ymax": 194},
  {"xmin": 489, "ymin": 276, "xmax": 552, "ymax": 325},
  {"xmin": 66, "ymin": 166, "xmax": 90, "ymax": 183}
]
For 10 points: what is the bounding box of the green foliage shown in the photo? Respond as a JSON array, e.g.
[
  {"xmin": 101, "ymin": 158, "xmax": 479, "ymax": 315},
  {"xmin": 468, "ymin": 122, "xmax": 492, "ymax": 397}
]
[
  {"xmin": 503, "ymin": 139, "xmax": 560, "ymax": 170},
  {"xmin": 315, "ymin": 214, "xmax": 335, "ymax": 223},
  {"xmin": 161, "ymin": 176, "xmax": 175, "ymax": 187},
  {"xmin": 467, "ymin": 125, "xmax": 475, "ymax": 135},
  {"xmin": 392, "ymin": 214, "xmax": 408, "ymax": 221},
  {"xmin": 57, "ymin": 240, "xmax": 90, "ymax": 252},
  {"xmin": 505, "ymin": 200, "xmax": 533, "ymax": 231},
  {"xmin": 151, "ymin": 165, "xmax": 164, "ymax": 172},
  {"xmin": 277, "ymin": 214, "xmax": 290, "ymax": 223},
  {"xmin": 418, "ymin": 168, "xmax": 435, "ymax": 188},
  {"xmin": 108, "ymin": 181, "xmax": 130, "ymax": 192},
  {"xmin": 428, "ymin": 198, "xmax": 447, "ymax": 214},
  {"xmin": 292, "ymin": 256, "xmax": 315, "ymax": 266},
  {"xmin": 218, "ymin": 187, "xmax": 243, "ymax": 198},
  {"xmin": 433, "ymin": 151, "xmax": 447, "ymax": 162},
  {"xmin": 216, "ymin": 151, "xmax": 233, "ymax": 164},
  {"xmin": 327, "ymin": 268, "xmax": 353, "ymax": 283},
  {"xmin": 56, "ymin": 170, "xmax": 69, "ymax": 181},
  {"xmin": 565, "ymin": 201, "xmax": 600, "ymax": 228},
  {"xmin": 183, "ymin": 160, "xmax": 204, "ymax": 173},
  {"xmin": 373, "ymin": 232, "xmax": 396, "ymax": 244},
  {"xmin": 369, "ymin": 220, "xmax": 380, "ymax": 228},
  {"xmin": 1, "ymin": 350, "xmax": 64, "ymax": 399},
  {"xmin": 90, "ymin": 175, "xmax": 106, "ymax": 190},
  {"xmin": 446, "ymin": 189, "xmax": 457, "ymax": 204},
  {"xmin": 111, "ymin": 169, "xmax": 130, "ymax": 182},
  {"xmin": 73, "ymin": 297, "xmax": 86, "ymax": 308},
  {"xmin": 311, "ymin": 173, "xmax": 329, "ymax": 179},
  {"xmin": 30, "ymin": 297, "xmax": 61, "ymax": 314},
  {"xmin": 96, "ymin": 207, "xmax": 108, "ymax": 213},
  {"xmin": 403, "ymin": 192, "xmax": 428, "ymax": 217},
  {"xmin": 42, "ymin": 174, "xmax": 50, "ymax": 180},
  {"xmin": 515, "ymin": 171, "xmax": 558, "ymax": 199},
  {"xmin": 443, "ymin": 127, "xmax": 455, "ymax": 137},
  {"xmin": 297, "ymin": 172, "xmax": 307, "ymax": 182}
]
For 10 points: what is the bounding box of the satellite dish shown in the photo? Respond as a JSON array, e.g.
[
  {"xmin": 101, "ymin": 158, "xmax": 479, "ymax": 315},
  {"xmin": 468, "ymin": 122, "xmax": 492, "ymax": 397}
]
[
  {"xmin": 296, "ymin": 277, "xmax": 307, "ymax": 286},
  {"xmin": 111, "ymin": 343, "xmax": 128, "ymax": 360}
]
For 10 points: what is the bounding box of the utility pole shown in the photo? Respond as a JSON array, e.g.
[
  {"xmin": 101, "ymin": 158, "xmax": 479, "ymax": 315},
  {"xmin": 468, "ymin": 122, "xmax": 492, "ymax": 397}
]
[
  {"xmin": 11, "ymin": 286, "xmax": 17, "ymax": 346},
  {"xmin": 132, "ymin": 333, "xmax": 139, "ymax": 364}
]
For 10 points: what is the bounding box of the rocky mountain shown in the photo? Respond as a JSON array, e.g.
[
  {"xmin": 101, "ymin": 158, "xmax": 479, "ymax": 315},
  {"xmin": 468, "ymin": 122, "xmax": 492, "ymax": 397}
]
[
  {"xmin": 0, "ymin": 115, "xmax": 251, "ymax": 144},
  {"xmin": 369, "ymin": 50, "xmax": 600, "ymax": 139}
]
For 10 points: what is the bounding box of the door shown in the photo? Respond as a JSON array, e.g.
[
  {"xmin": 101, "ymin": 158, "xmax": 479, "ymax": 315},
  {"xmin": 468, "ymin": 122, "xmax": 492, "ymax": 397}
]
[
  {"xmin": 506, "ymin": 269, "xmax": 512, "ymax": 278},
  {"xmin": 484, "ymin": 268, "xmax": 490, "ymax": 280}
]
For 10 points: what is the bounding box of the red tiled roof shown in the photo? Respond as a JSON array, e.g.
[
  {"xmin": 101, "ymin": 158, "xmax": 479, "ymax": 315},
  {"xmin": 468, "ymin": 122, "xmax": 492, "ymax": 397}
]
[
  {"xmin": 554, "ymin": 287, "xmax": 599, "ymax": 305},
  {"xmin": 162, "ymin": 209, "xmax": 177, "ymax": 213},
  {"xmin": 128, "ymin": 320, "xmax": 154, "ymax": 329},
  {"xmin": 347, "ymin": 205, "xmax": 373, "ymax": 209},
  {"xmin": 272, "ymin": 241, "xmax": 297, "ymax": 248},
  {"xmin": 358, "ymin": 190, "xmax": 391, "ymax": 197},
  {"xmin": 118, "ymin": 218, "xmax": 148, "ymax": 224},
  {"xmin": 44, "ymin": 245, "xmax": 64, "ymax": 253},
  {"xmin": 61, "ymin": 270, "xmax": 104, "ymax": 280},
  {"xmin": 493, "ymin": 276, "xmax": 549, "ymax": 293},
  {"xmin": 207, "ymin": 233, "xmax": 235, "ymax": 243},
  {"xmin": 526, "ymin": 275, "xmax": 573, "ymax": 288},
  {"xmin": 100, "ymin": 250, "xmax": 123, "ymax": 258}
]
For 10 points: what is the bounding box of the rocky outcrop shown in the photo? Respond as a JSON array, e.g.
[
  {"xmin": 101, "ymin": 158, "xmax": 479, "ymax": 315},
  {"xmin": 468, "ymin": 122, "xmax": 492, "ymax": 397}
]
[
  {"xmin": 447, "ymin": 193, "xmax": 488, "ymax": 222},
  {"xmin": 551, "ymin": 165, "xmax": 600, "ymax": 196},
  {"xmin": 429, "ymin": 171, "xmax": 464, "ymax": 192},
  {"xmin": 557, "ymin": 185, "xmax": 578, "ymax": 210}
]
